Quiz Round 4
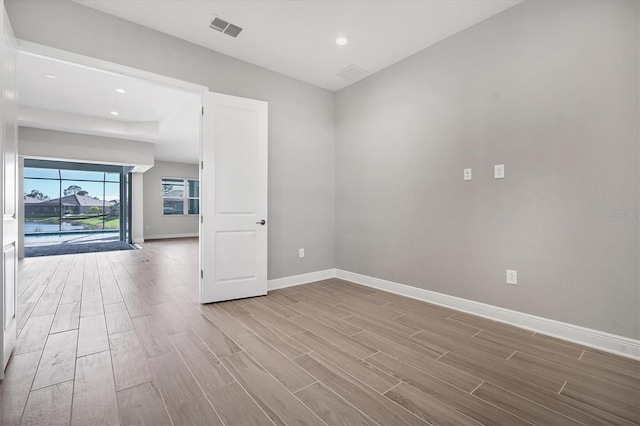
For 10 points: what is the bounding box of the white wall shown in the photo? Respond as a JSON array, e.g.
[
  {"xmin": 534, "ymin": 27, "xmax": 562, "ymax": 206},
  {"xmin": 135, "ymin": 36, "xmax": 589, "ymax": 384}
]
[
  {"xmin": 142, "ymin": 161, "xmax": 198, "ymax": 240},
  {"xmin": 131, "ymin": 173, "xmax": 144, "ymax": 243},
  {"xmin": 19, "ymin": 127, "xmax": 154, "ymax": 170}
]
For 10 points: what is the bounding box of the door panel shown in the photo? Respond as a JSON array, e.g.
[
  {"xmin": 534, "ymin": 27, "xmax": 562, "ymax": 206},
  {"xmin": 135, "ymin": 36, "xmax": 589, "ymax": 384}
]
[
  {"xmin": 1, "ymin": 1, "xmax": 18, "ymax": 378},
  {"xmin": 215, "ymin": 231, "xmax": 256, "ymax": 281},
  {"xmin": 200, "ymin": 92, "xmax": 268, "ymax": 303},
  {"xmin": 216, "ymin": 107, "xmax": 257, "ymax": 214}
]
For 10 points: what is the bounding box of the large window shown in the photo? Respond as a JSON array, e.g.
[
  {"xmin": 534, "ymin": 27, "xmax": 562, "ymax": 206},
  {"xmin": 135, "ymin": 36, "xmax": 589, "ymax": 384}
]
[
  {"xmin": 24, "ymin": 166, "xmax": 121, "ymax": 233},
  {"xmin": 162, "ymin": 178, "xmax": 199, "ymax": 215}
]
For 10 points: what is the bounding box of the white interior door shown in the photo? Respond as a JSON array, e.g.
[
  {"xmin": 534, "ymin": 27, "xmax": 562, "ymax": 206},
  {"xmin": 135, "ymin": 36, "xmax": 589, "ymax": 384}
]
[
  {"xmin": 200, "ymin": 92, "xmax": 268, "ymax": 303},
  {"xmin": 1, "ymin": 1, "xmax": 18, "ymax": 378}
]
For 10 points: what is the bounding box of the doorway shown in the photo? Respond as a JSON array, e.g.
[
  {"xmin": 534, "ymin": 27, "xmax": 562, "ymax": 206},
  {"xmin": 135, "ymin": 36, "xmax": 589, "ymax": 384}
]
[{"xmin": 15, "ymin": 41, "xmax": 268, "ymax": 299}]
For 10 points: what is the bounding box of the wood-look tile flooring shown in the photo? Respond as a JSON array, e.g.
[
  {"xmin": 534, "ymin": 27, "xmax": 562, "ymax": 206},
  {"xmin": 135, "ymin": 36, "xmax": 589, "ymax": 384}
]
[{"xmin": 1, "ymin": 238, "xmax": 639, "ymax": 425}]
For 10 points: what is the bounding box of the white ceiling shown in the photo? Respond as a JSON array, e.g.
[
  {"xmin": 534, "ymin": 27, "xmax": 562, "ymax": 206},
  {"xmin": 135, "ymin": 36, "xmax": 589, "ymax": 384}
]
[
  {"xmin": 75, "ymin": 0, "xmax": 522, "ymax": 91},
  {"xmin": 17, "ymin": 51, "xmax": 201, "ymax": 164}
]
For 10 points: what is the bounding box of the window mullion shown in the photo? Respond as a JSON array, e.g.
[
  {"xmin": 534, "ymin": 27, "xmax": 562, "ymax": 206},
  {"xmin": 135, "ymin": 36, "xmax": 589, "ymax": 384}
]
[{"xmin": 184, "ymin": 178, "xmax": 188, "ymax": 216}]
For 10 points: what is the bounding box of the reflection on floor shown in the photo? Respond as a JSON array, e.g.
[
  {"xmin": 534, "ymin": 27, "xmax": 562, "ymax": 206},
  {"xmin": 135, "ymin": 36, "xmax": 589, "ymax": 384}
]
[{"xmin": 24, "ymin": 232, "xmax": 134, "ymax": 257}]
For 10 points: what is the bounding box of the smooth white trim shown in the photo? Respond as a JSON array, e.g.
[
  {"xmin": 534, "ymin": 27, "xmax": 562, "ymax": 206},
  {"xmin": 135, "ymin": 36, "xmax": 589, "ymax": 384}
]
[
  {"xmin": 144, "ymin": 233, "xmax": 198, "ymax": 240},
  {"xmin": 16, "ymin": 40, "xmax": 208, "ymax": 94},
  {"xmin": 268, "ymin": 269, "xmax": 336, "ymax": 291},
  {"xmin": 335, "ymin": 269, "xmax": 640, "ymax": 360},
  {"xmin": 132, "ymin": 238, "xmax": 145, "ymax": 244}
]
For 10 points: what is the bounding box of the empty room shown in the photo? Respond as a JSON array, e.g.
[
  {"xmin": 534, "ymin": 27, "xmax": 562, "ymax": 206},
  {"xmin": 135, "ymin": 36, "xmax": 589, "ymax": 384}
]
[{"xmin": 0, "ymin": 0, "xmax": 638, "ymax": 425}]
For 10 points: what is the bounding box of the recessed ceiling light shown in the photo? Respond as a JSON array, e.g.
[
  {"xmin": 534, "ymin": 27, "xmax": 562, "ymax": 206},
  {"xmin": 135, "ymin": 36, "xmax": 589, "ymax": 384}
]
[
  {"xmin": 115, "ymin": 88, "xmax": 126, "ymax": 94},
  {"xmin": 110, "ymin": 111, "xmax": 119, "ymax": 116},
  {"xmin": 45, "ymin": 74, "xmax": 56, "ymax": 79},
  {"xmin": 335, "ymin": 37, "xmax": 348, "ymax": 46}
]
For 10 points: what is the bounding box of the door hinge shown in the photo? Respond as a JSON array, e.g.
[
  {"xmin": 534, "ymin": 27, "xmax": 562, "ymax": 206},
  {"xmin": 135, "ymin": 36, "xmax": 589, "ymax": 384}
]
[
  {"xmin": 200, "ymin": 216, "xmax": 203, "ymax": 224},
  {"xmin": 201, "ymin": 160, "xmax": 204, "ymax": 170},
  {"xmin": 201, "ymin": 106, "xmax": 204, "ymax": 116},
  {"xmin": 201, "ymin": 269, "xmax": 204, "ymax": 278}
]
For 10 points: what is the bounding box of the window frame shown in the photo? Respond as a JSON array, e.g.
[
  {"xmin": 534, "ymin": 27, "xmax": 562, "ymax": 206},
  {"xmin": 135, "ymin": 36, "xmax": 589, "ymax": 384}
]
[
  {"xmin": 186, "ymin": 179, "xmax": 200, "ymax": 215},
  {"xmin": 24, "ymin": 167, "xmax": 122, "ymax": 233},
  {"xmin": 161, "ymin": 177, "xmax": 200, "ymax": 216}
]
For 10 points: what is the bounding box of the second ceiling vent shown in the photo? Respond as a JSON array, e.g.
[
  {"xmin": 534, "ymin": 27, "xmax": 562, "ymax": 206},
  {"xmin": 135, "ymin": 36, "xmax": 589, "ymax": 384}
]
[
  {"xmin": 209, "ymin": 15, "xmax": 243, "ymax": 38},
  {"xmin": 336, "ymin": 65, "xmax": 370, "ymax": 82}
]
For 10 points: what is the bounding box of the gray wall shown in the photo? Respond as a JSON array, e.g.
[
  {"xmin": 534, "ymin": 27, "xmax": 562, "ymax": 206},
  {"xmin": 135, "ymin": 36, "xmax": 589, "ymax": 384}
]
[
  {"xmin": 19, "ymin": 127, "xmax": 154, "ymax": 170},
  {"xmin": 7, "ymin": 0, "xmax": 336, "ymax": 279},
  {"xmin": 335, "ymin": 0, "xmax": 639, "ymax": 339},
  {"xmin": 142, "ymin": 161, "xmax": 199, "ymax": 240}
]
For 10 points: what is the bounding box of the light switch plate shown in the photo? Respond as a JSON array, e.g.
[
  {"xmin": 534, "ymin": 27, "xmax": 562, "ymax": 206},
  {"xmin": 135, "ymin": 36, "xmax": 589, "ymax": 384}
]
[
  {"xmin": 464, "ymin": 168, "xmax": 472, "ymax": 181},
  {"xmin": 299, "ymin": 248, "xmax": 305, "ymax": 258},
  {"xmin": 506, "ymin": 269, "xmax": 517, "ymax": 285},
  {"xmin": 495, "ymin": 164, "xmax": 505, "ymax": 179}
]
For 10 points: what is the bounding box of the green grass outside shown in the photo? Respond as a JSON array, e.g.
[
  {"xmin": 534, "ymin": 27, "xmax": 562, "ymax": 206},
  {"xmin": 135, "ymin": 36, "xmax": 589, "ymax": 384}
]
[{"xmin": 75, "ymin": 216, "xmax": 120, "ymax": 229}]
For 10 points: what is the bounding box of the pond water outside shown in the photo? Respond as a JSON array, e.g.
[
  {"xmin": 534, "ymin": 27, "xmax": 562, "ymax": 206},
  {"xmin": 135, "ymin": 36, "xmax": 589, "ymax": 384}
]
[{"xmin": 25, "ymin": 221, "xmax": 102, "ymax": 233}]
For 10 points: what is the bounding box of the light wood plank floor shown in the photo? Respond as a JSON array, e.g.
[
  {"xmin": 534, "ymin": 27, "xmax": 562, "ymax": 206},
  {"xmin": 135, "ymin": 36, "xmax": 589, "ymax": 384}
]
[{"xmin": 1, "ymin": 238, "xmax": 639, "ymax": 425}]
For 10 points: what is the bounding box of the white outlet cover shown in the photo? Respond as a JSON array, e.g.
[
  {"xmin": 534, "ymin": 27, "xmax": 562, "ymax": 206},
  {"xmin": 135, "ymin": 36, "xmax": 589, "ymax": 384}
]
[
  {"xmin": 495, "ymin": 164, "xmax": 505, "ymax": 179},
  {"xmin": 506, "ymin": 269, "xmax": 517, "ymax": 285},
  {"xmin": 464, "ymin": 168, "xmax": 472, "ymax": 181},
  {"xmin": 299, "ymin": 248, "xmax": 305, "ymax": 258}
]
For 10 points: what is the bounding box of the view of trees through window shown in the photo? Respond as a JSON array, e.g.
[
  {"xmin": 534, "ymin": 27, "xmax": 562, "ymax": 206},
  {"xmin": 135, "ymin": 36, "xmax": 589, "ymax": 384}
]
[{"xmin": 24, "ymin": 167, "xmax": 121, "ymax": 233}]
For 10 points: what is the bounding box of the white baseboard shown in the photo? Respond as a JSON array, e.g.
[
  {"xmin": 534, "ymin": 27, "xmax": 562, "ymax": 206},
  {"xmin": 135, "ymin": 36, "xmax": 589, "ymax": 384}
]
[
  {"xmin": 332, "ymin": 269, "xmax": 639, "ymax": 360},
  {"xmin": 268, "ymin": 269, "xmax": 336, "ymax": 291},
  {"xmin": 132, "ymin": 238, "xmax": 144, "ymax": 244},
  {"xmin": 144, "ymin": 233, "xmax": 198, "ymax": 240}
]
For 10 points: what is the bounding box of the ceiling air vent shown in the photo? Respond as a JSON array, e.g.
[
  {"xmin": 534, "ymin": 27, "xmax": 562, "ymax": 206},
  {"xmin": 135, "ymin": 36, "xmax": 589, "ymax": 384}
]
[
  {"xmin": 209, "ymin": 15, "xmax": 243, "ymax": 38},
  {"xmin": 224, "ymin": 24, "xmax": 243, "ymax": 38},
  {"xmin": 336, "ymin": 64, "xmax": 369, "ymax": 82}
]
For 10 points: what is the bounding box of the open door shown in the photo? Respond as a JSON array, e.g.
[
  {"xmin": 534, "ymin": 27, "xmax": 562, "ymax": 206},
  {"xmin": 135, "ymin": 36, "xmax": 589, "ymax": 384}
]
[
  {"xmin": 200, "ymin": 92, "xmax": 268, "ymax": 303},
  {"xmin": 1, "ymin": 0, "xmax": 18, "ymax": 379}
]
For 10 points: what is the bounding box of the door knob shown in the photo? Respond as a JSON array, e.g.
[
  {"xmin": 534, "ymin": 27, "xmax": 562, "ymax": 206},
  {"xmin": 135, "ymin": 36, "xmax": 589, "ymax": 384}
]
[{"xmin": 256, "ymin": 219, "xmax": 266, "ymax": 225}]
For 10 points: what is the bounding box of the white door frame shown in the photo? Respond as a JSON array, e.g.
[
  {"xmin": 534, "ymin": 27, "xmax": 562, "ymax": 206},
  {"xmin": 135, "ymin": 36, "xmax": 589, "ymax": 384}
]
[
  {"xmin": 13, "ymin": 39, "xmax": 209, "ymax": 262},
  {"xmin": 11, "ymin": 41, "xmax": 268, "ymax": 308},
  {"xmin": 1, "ymin": 0, "xmax": 18, "ymax": 378}
]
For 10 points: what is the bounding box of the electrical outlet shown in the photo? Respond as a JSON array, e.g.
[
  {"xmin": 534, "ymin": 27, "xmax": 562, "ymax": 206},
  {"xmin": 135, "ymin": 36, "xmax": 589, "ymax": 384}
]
[
  {"xmin": 494, "ymin": 164, "xmax": 505, "ymax": 179},
  {"xmin": 299, "ymin": 248, "xmax": 305, "ymax": 258},
  {"xmin": 506, "ymin": 269, "xmax": 517, "ymax": 285},
  {"xmin": 464, "ymin": 168, "xmax": 472, "ymax": 181}
]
